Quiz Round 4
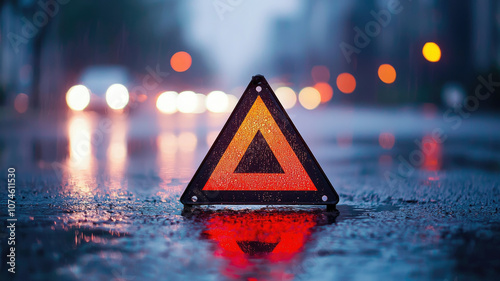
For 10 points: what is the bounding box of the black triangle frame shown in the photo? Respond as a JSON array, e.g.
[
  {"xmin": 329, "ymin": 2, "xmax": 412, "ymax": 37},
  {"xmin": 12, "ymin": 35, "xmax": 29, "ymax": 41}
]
[{"xmin": 180, "ymin": 75, "xmax": 339, "ymax": 206}]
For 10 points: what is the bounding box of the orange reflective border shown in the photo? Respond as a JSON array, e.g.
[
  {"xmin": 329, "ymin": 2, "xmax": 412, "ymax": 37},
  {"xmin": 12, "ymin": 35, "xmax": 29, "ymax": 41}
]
[
  {"xmin": 203, "ymin": 96, "xmax": 316, "ymax": 191},
  {"xmin": 180, "ymin": 75, "xmax": 338, "ymax": 206}
]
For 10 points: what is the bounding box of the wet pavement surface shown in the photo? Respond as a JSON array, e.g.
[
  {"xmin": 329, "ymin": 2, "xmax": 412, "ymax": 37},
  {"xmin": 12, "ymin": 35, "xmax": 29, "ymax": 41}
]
[{"xmin": 1, "ymin": 107, "xmax": 500, "ymax": 280}]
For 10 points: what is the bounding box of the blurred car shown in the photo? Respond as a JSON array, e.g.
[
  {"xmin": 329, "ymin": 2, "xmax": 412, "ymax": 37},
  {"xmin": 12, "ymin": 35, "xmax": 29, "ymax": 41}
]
[{"xmin": 66, "ymin": 65, "xmax": 135, "ymax": 113}]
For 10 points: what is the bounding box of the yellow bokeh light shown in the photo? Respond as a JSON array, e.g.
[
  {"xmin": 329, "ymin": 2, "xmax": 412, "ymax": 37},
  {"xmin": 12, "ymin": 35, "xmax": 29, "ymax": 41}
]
[
  {"xmin": 106, "ymin": 84, "xmax": 129, "ymax": 110},
  {"xmin": 275, "ymin": 87, "xmax": 297, "ymax": 109},
  {"xmin": 66, "ymin": 85, "xmax": 91, "ymax": 111},
  {"xmin": 156, "ymin": 91, "xmax": 178, "ymax": 114},
  {"xmin": 206, "ymin": 91, "xmax": 229, "ymax": 113},
  {"xmin": 422, "ymin": 42, "xmax": 441, "ymax": 62},
  {"xmin": 298, "ymin": 87, "xmax": 321, "ymax": 110},
  {"xmin": 177, "ymin": 91, "xmax": 198, "ymax": 113}
]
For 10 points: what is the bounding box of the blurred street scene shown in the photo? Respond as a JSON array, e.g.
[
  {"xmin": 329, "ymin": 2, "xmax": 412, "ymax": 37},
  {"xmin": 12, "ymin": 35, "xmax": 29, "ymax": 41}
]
[{"xmin": 1, "ymin": 0, "xmax": 500, "ymax": 280}]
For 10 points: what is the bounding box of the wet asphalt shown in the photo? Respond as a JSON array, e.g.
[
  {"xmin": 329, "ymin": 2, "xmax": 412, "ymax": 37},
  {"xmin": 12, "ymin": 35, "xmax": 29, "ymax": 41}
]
[{"xmin": 0, "ymin": 106, "xmax": 499, "ymax": 281}]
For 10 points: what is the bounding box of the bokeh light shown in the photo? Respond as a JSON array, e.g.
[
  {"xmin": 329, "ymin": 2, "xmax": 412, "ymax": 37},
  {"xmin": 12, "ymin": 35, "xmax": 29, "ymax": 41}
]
[
  {"xmin": 177, "ymin": 91, "xmax": 198, "ymax": 113},
  {"xmin": 226, "ymin": 94, "xmax": 238, "ymax": 112},
  {"xmin": 156, "ymin": 91, "xmax": 178, "ymax": 114},
  {"xmin": 106, "ymin": 84, "xmax": 129, "ymax": 110},
  {"xmin": 206, "ymin": 91, "xmax": 229, "ymax": 113},
  {"xmin": 170, "ymin": 51, "xmax": 192, "ymax": 72},
  {"xmin": 298, "ymin": 87, "xmax": 321, "ymax": 110},
  {"xmin": 108, "ymin": 143, "xmax": 127, "ymax": 163},
  {"xmin": 336, "ymin": 73, "xmax": 356, "ymax": 94},
  {"xmin": 313, "ymin": 82, "xmax": 333, "ymax": 103},
  {"xmin": 275, "ymin": 87, "xmax": 297, "ymax": 109},
  {"xmin": 422, "ymin": 135, "xmax": 442, "ymax": 171},
  {"xmin": 379, "ymin": 132, "xmax": 395, "ymax": 150},
  {"xmin": 178, "ymin": 132, "xmax": 197, "ymax": 152},
  {"xmin": 137, "ymin": 94, "xmax": 148, "ymax": 103},
  {"xmin": 441, "ymin": 82, "xmax": 465, "ymax": 109},
  {"xmin": 158, "ymin": 132, "xmax": 178, "ymax": 153},
  {"xmin": 422, "ymin": 42, "xmax": 441, "ymax": 62},
  {"xmin": 378, "ymin": 64, "xmax": 396, "ymax": 84},
  {"xmin": 194, "ymin": 94, "xmax": 207, "ymax": 113},
  {"xmin": 66, "ymin": 85, "xmax": 91, "ymax": 111},
  {"xmin": 68, "ymin": 116, "xmax": 92, "ymax": 169},
  {"xmin": 311, "ymin": 65, "xmax": 330, "ymax": 83},
  {"xmin": 14, "ymin": 93, "xmax": 29, "ymax": 113}
]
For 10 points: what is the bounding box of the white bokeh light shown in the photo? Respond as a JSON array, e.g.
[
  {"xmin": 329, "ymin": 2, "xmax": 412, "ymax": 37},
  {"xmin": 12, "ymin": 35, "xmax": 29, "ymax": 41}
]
[
  {"xmin": 275, "ymin": 87, "xmax": 297, "ymax": 109},
  {"xmin": 106, "ymin": 84, "xmax": 129, "ymax": 110},
  {"xmin": 177, "ymin": 91, "xmax": 198, "ymax": 113},
  {"xmin": 156, "ymin": 91, "xmax": 178, "ymax": 114},
  {"xmin": 206, "ymin": 91, "xmax": 229, "ymax": 113},
  {"xmin": 66, "ymin": 85, "xmax": 91, "ymax": 111}
]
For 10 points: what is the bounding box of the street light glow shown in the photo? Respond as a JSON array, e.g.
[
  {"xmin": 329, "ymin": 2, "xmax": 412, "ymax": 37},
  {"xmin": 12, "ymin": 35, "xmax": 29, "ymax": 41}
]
[
  {"xmin": 106, "ymin": 84, "xmax": 129, "ymax": 110},
  {"xmin": 66, "ymin": 85, "xmax": 91, "ymax": 111}
]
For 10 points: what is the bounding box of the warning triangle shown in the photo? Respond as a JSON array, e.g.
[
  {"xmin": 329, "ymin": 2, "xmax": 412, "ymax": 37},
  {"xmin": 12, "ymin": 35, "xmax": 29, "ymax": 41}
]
[
  {"xmin": 180, "ymin": 75, "xmax": 338, "ymax": 206},
  {"xmin": 234, "ymin": 130, "xmax": 284, "ymax": 174}
]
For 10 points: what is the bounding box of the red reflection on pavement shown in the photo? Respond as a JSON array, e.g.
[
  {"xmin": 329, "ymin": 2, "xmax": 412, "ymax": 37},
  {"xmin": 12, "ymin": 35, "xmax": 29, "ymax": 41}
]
[
  {"xmin": 202, "ymin": 211, "xmax": 317, "ymax": 280},
  {"xmin": 422, "ymin": 135, "xmax": 442, "ymax": 172},
  {"xmin": 421, "ymin": 135, "xmax": 442, "ymax": 182}
]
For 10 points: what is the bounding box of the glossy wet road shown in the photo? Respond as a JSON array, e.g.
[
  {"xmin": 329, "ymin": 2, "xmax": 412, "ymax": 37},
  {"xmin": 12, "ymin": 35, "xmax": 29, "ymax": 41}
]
[{"xmin": 1, "ymin": 106, "xmax": 500, "ymax": 280}]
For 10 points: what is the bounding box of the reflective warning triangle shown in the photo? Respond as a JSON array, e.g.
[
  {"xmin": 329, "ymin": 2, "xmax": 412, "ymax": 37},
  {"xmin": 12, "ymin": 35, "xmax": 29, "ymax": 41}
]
[{"xmin": 180, "ymin": 75, "xmax": 339, "ymax": 206}]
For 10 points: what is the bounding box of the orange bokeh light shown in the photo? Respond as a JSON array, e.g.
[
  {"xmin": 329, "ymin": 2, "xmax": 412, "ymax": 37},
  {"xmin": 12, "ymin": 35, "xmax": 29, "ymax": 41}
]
[
  {"xmin": 311, "ymin": 65, "xmax": 330, "ymax": 83},
  {"xmin": 379, "ymin": 132, "xmax": 395, "ymax": 150},
  {"xmin": 170, "ymin": 51, "xmax": 192, "ymax": 72},
  {"xmin": 137, "ymin": 94, "xmax": 147, "ymax": 102},
  {"xmin": 378, "ymin": 64, "xmax": 396, "ymax": 84},
  {"xmin": 336, "ymin": 73, "xmax": 356, "ymax": 94},
  {"xmin": 314, "ymin": 82, "xmax": 333, "ymax": 103}
]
